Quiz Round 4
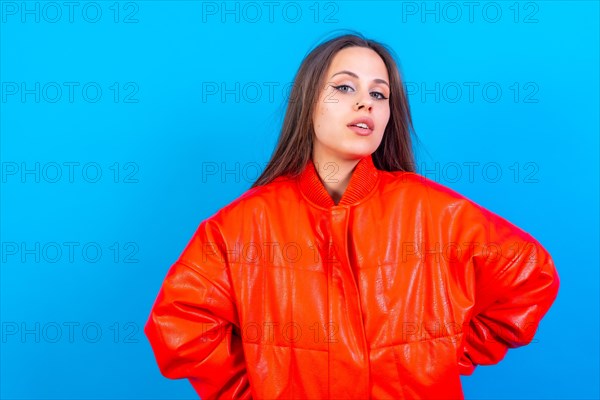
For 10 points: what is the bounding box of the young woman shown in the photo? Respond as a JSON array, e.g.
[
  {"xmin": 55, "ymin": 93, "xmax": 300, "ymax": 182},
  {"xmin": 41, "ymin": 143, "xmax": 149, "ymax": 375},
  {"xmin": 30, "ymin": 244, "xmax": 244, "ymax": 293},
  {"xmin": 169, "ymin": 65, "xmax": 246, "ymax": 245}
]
[{"xmin": 144, "ymin": 32, "xmax": 560, "ymax": 399}]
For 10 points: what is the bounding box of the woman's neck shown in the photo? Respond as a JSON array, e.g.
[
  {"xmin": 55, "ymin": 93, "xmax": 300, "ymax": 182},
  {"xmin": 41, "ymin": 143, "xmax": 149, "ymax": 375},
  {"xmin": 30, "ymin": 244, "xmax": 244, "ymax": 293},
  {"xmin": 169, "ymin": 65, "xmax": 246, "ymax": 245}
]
[{"xmin": 312, "ymin": 154, "xmax": 360, "ymax": 205}]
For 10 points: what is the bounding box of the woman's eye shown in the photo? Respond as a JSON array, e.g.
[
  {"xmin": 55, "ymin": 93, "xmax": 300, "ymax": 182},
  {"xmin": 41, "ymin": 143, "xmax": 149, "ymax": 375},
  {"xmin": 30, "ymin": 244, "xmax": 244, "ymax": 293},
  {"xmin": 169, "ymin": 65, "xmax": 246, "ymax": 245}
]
[
  {"xmin": 371, "ymin": 91, "xmax": 388, "ymax": 100},
  {"xmin": 331, "ymin": 85, "xmax": 388, "ymax": 100},
  {"xmin": 332, "ymin": 84, "xmax": 353, "ymax": 93}
]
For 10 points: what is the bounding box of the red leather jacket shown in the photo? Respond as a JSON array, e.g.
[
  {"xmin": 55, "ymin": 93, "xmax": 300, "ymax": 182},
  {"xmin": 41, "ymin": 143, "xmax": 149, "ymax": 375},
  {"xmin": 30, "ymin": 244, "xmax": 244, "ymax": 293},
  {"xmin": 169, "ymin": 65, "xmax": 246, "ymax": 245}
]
[{"xmin": 145, "ymin": 154, "xmax": 560, "ymax": 399}]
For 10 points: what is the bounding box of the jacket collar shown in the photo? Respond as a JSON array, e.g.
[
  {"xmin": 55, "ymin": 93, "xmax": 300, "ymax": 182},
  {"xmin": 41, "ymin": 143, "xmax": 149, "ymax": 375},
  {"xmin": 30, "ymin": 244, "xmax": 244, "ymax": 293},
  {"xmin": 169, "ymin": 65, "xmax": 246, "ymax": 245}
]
[{"xmin": 297, "ymin": 153, "xmax": 380, "ymax": 208}]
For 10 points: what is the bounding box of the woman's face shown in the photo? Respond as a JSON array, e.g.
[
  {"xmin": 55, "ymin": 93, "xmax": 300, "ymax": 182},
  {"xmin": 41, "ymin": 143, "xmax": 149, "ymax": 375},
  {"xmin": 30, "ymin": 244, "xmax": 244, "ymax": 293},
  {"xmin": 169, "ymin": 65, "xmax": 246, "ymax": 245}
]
[{"xmin": 312, "ymin": 46, "xmax": 391, "ymax": 165}]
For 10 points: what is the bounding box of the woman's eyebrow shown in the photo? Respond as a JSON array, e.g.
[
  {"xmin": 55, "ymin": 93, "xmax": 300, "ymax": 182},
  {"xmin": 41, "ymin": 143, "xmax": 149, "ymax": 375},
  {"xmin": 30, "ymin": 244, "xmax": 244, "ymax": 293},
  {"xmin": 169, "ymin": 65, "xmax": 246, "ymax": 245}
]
[{"xmin": 329, "ymin": 70, "xmax": 390, "ymax": 88}]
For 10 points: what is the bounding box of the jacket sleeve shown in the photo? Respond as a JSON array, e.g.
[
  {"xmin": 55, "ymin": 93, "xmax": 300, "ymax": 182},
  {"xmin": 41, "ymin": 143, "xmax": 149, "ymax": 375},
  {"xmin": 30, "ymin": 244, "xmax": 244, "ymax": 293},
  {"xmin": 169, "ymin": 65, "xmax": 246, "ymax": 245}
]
[
  {"xmin": 456, "ymin": 202, "xmax": 560, "ymax": 375},
  {"xmin": 144, "ymin": 219, "xmax": 251, "ymax": 399}
]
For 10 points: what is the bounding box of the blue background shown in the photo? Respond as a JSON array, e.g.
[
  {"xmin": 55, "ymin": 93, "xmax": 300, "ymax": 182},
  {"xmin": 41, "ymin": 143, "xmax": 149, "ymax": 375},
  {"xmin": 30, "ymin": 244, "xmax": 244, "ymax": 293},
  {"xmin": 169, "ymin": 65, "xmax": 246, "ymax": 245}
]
[{"xmin": 1, "ymin": 1, "xmax": 598, "ymax": 398}]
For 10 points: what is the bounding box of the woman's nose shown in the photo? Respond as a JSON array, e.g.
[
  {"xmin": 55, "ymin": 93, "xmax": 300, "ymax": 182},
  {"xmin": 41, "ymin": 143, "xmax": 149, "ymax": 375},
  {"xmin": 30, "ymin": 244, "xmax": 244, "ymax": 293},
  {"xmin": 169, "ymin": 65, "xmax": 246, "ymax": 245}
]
[{"xmin": 356, "ymin": 96, "xmax": 373, "ymax": 111}]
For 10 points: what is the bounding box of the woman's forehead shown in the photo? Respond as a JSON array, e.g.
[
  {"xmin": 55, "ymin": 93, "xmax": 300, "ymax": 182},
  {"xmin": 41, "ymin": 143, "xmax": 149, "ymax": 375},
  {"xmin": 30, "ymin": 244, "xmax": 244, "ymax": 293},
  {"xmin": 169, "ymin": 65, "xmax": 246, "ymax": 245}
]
[{"xmin": 327, "ymin": 47, "xmax": 389, "ymax": 81}]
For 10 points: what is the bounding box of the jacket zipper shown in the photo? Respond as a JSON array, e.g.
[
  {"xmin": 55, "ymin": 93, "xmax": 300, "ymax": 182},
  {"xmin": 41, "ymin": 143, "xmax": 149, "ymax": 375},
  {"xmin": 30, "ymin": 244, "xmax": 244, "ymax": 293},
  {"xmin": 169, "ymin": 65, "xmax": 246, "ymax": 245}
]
[{"xmin": 331, "ymin": 206, "xmax": 371, "ymax": 398}]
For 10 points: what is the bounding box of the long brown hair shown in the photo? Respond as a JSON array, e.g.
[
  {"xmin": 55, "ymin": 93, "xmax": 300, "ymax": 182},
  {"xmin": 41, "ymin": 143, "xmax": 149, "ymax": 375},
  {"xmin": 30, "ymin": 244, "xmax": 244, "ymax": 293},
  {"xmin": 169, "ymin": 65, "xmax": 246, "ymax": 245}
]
[{"xmin": 250, "ymin": 31, "xmax": 417, "ymax": 189}]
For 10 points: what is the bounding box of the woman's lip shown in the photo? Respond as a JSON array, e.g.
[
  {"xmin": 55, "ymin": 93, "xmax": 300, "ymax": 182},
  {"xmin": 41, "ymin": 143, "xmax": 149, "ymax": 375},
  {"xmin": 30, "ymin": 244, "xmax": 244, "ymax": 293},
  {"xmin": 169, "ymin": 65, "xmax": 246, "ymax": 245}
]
[
  {"xmin": 348, "ymin": 117, "xmax": 374, "ymax": 130},
  {"xmin": 347, "ymin": 125, "xmax": 373, "ymax": 136}
]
